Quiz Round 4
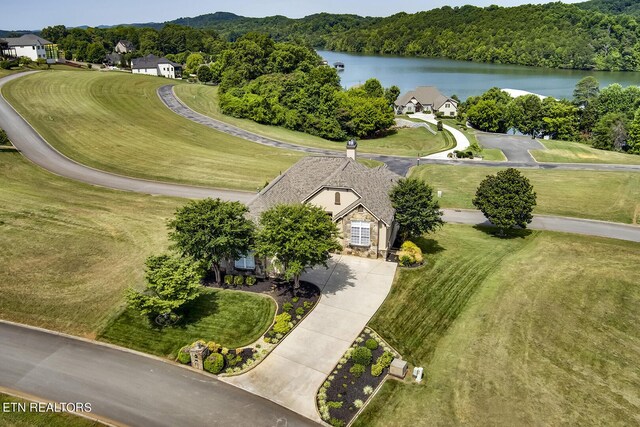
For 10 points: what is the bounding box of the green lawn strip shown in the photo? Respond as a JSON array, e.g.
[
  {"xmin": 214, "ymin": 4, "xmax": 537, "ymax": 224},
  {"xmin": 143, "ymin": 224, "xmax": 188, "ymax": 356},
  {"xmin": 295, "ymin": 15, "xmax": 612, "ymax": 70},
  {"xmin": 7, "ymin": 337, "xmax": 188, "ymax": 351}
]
[
  {"xmin": 411, "ymin": 164, "xmax": 640, "ymax": 223},
  {"xmin": 438, "ymin": 117, "xmax": 506, "ymax": 160},
  {"xmin": 2, "ymin": 71, "xmax": 301, "ymax": 190},
  {"xmin": 174, "ymin": 84, "xmax": 455, "ymax": 157},
  {"xmin": 532, "ymin": 139, "xmax": 640, "ymax": 165},
  {"xmin": 357, "ymin": 158, "xmax": 385, "ymax": 168},
  {"xmin": 358, "ymin": 225, "xmax": 640, "ymax": 426},
  {"xmin": 98, "ymin": 289, "xmax": 276, "ymax": 358},
  {"xmin": 0, "ymin": 393, "xmax": 101, "ymax": 427},
  {"xmin": 0, "ymin": 151, "xmax": 181, "ymax": 336}
]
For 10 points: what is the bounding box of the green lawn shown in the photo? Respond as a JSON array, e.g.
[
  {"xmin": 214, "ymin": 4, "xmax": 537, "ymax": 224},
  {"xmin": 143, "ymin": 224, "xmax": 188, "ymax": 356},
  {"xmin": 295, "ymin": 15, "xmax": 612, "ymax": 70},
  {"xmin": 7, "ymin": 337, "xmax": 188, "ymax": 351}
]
[
  {"xmin": 0, "ymin": 394, "xmax": 101, "ymax": 427},
  {"xmin": 2, "ymin": 71, "xmax": 301, "ymax": 190},
  {"xmin": 411, "ymin": 164, "xmax": 640, "ymax": 223},
  {"xmin": 532, "ymin": 139, "xmax": 640, "ymax": 165},
  {"xmin": 174, "ymin": 84, "xmax": 456, "ymax": 157},
  {"xmin": 98, "ymin": 289, "xmax": 276, "ymax": 357},
  {"xmin": 358, "ymin": 224, "xmax": 640, "ymax": 426}
]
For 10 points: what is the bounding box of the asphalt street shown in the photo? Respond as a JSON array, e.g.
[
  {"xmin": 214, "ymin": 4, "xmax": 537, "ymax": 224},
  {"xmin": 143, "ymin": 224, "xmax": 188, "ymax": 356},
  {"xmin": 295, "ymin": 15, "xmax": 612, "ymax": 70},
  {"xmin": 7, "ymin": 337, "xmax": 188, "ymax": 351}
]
[{"xmin": 0, "ymin": 321, "xmax": 317, "ymax": 427}]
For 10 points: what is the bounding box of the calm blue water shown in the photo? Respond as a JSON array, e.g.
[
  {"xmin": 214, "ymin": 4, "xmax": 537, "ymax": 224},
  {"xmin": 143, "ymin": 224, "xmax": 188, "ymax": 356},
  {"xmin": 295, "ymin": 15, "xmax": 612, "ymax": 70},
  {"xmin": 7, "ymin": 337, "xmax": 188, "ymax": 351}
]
[{"xmin": 317, "ymin": 50, "xmax": 640, "ymax": 100}]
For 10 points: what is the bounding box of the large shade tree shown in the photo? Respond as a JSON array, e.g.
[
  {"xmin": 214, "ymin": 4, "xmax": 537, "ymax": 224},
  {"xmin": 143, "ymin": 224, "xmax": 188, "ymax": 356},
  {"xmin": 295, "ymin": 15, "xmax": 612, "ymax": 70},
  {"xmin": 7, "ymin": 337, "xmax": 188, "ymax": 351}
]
[
  {"xmin": 389, "ymin": 178, "xmax": 444, "ymax": 241},
  {"xmin": 126, "ymin": 254, "xmax": 203, "ymax": 316},
  {"xmin": 255, "ymin": 204, "xmax": 342, "ymax": 288},
  {"xmin": 167, "ymin": 198, "xmax": 254, "ymax": 284},
  {"xmin": 472, "ymin": 168, "xmax": 537, "ymax": 235}
]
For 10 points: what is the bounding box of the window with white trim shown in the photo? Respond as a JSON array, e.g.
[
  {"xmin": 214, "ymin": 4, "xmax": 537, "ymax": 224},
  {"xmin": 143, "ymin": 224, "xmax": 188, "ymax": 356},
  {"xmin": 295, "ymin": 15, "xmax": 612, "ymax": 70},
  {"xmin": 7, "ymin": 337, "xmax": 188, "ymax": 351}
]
[
  {"xmin": 350, "ymin": 220, "xmax": 371, "ymax": 246},
  {"xmin": 234, "ymin": 252, "xmax": 256, "ymax": 270}
]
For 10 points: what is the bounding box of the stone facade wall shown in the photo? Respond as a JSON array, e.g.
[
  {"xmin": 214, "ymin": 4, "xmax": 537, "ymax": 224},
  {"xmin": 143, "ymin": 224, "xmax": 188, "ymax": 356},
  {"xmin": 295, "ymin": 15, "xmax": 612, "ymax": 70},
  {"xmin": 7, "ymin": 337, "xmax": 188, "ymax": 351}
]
[{"xmin": 339, "ymin": 209, "xmax": 380, "ymax": 259}]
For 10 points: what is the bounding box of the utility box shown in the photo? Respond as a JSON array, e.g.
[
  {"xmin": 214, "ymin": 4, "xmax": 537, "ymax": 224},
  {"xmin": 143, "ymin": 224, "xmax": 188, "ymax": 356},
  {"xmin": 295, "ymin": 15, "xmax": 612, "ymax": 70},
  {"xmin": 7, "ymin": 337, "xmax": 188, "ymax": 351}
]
[{"xmin": 390, "ymin": 358, "xmax": 408, "ymax": 378}]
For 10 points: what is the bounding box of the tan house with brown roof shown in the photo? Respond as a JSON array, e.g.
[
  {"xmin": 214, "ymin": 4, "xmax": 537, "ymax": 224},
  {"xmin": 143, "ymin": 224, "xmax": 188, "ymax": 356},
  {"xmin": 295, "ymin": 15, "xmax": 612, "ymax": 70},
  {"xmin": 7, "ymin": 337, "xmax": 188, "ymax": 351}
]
[
  {"xmin": 245, "ymin": 142, "xmax": 401, "ymax": 265},
  {"xmin": 395, "ymin": 86, "xmax": 458, "ymax": 116}
]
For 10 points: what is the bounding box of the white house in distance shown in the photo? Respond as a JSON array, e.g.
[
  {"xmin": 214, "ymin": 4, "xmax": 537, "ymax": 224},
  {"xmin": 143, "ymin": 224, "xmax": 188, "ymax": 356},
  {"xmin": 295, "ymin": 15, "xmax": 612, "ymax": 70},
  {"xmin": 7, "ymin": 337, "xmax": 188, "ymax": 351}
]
[
  {"xmin": 395, "ymin": 86, "xmax": 458, "ymax": 116},
  {"xmin": 131, "ymin": 54, "xmax": 182, "ymax": 79},
  {"xmin": 0, "ymin": 34, "xmax": 59, "ymax": 64}
]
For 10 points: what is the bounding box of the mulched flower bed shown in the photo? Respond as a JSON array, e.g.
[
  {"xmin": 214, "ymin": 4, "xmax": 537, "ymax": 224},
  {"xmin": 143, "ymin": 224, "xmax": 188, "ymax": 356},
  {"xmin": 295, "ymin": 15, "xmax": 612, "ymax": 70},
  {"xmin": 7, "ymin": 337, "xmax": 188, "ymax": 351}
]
[{"xmin": 317, "ymin": 328, "xmax": 400, "ymax": 426}]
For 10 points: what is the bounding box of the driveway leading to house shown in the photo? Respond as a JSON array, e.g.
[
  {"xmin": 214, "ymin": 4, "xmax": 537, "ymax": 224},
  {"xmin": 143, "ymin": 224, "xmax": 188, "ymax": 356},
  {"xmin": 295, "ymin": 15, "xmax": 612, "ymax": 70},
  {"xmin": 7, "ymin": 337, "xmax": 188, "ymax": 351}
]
[
  {"xmin": 0, "ymin": 321, "xmax": 317, "ymax": 427},
  {"xmin": 477, "ymin": 133, "xmax": 545, "ymax": 163},
  {"xmin": 412, "ymin": 112, "xmax": 471, "ymax": 159},
  {"xmin": 224, "ymin": 255, "xmax": 397, "ymax": 423}
]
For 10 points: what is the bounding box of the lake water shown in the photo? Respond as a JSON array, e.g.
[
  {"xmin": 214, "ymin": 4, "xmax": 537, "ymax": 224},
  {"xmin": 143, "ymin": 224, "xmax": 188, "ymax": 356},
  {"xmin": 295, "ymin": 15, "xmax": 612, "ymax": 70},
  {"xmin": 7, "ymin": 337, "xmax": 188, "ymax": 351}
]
[{"xmin": 317, "ymin": 50, "xmax": 640, "ymax": 100}]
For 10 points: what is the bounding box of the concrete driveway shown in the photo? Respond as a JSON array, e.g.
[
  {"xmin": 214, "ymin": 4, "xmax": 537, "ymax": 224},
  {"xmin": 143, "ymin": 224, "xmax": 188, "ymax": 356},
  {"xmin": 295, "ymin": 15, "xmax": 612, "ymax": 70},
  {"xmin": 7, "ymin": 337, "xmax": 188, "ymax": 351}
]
[
  {"xmin": 224, "ymin": 255, "xmax": 397, "ymax": 422},
  {"xmin": 412, "ymin": 112, "xmax": 471, "ymax": 159},
  {"xmin": 477, "ymin": 133, "xmax": 545, "ymax": 163}
]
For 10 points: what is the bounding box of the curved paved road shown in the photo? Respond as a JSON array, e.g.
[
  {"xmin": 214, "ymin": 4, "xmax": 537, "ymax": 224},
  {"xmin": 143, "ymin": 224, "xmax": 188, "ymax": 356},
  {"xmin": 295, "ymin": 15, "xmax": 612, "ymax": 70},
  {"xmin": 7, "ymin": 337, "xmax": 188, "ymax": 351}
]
[
  {"xmin": 0, "ymin": 72, "xmax": 254, "ymax": 203},
  {"xmin": 0, "ymin": 321, "xmax": 316, "ymax": 427},
  {"xmin": 159, "ymin": 85, "xmax": 640, "ymax": 173}
]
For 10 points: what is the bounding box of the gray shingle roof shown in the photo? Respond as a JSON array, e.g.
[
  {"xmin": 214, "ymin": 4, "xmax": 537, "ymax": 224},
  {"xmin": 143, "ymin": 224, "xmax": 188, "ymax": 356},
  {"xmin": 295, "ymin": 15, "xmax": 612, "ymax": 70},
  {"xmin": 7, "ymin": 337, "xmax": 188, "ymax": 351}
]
[
  {"xmin": 117, "ymin": 40, "xmax": 135, "ymax": 50},
  {"xmin": 131, "ymin": 54, "xmax": 181, "ymax": 69},
  {"xmin": 2, "ymin": 34, "xmax": 53, "ymax": 46},
  {"xmin": 248, "ymin": 156, "xmax": 401, "ymax": 225},
  {"xmin": 396, "ymin": 86, "xmax": 456, "ymax": 110}
]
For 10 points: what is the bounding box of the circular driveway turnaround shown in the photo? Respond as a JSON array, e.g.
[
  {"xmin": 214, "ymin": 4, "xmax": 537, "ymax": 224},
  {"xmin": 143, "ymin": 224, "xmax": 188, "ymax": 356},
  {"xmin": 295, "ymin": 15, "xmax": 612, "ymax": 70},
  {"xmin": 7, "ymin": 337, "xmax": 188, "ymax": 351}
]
[{"xmin": 0, "ymin": 321, "xmax": 317, "ymax": 427}]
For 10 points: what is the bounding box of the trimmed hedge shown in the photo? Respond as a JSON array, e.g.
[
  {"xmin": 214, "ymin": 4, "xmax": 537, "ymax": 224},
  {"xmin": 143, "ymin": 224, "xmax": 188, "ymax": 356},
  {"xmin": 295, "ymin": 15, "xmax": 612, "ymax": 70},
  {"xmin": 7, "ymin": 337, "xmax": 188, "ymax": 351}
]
[
  {"xmin": 204, "ymin": 353, "xmax": 225, "ymax": 374},
  {"xmin": 177, "ymin": 346, "xmax": 191, "ymax": 364},
  {"xmin": 365, "ymin": 338, "xmax": 379, "ymax": 351},
  {"xmin": 349, "ymin": 363, "xmax": 365, "ymax": 378},
  {"xmin": 351, "ymin": 346, "xmax": 372, "ymax": 366}
]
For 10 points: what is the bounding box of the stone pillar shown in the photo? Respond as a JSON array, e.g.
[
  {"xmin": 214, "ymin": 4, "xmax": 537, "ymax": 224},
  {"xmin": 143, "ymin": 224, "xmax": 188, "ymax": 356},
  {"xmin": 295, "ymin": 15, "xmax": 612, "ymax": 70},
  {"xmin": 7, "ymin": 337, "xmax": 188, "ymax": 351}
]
[{"xmin": 189, "ymin": 342, "xmax": 209, "ymax": 370}]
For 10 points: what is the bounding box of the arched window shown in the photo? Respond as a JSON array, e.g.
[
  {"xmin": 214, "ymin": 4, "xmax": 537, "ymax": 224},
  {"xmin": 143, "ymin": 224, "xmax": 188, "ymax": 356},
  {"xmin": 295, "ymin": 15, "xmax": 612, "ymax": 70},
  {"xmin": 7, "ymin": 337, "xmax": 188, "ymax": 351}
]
[{"xmin": 335, "ymin": 192, "xmax": 341, "ymax": 205}]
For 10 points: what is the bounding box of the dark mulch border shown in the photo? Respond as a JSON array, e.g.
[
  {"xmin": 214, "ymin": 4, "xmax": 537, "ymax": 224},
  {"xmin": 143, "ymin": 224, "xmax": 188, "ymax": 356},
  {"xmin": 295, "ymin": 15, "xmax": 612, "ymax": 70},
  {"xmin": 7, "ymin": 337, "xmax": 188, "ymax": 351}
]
[{"xmin": 318, "ymin": 330, "xmax": 398, "ymax": 426}]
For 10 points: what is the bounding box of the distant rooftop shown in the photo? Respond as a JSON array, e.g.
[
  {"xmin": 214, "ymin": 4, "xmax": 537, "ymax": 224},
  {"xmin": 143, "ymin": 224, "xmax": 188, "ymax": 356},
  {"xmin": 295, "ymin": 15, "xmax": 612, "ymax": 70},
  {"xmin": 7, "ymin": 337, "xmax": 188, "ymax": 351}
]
[
  {"xmin": 2, "ymin": 34, "xmax": 52, "ymax": 46},
  {"xmin": 131, "ymin": 54, "xmax": 181, "ymax": 69}
]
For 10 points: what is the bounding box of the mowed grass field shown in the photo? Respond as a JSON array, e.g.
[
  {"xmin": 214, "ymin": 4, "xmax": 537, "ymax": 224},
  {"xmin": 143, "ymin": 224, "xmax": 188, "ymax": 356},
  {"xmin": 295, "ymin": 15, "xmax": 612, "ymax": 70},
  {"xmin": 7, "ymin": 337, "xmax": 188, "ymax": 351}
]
[
  {"xmin": 532, "ymin": 139, "xmax": 640, "ymax": 165},
  {"xmin": 0, "ymin": 150, "xmax": 179, "ymax": 336},
  {"xmin": 359, "ymin": 225, "xmax": 640, "ymax": 426},
  {"xmin": 2, "ymin": 71, "xmax": 301, "ymax": 190},
  {"xmin": 99, "ymin": 289, "xmax": 276, "ymax": 357},
  {"xmin": 412, "ymin": 164, "xmax": 640, "ymax": 223},
  {"xmin": 174, "ymin": 84, "xmax": 456, "ymax": 157}
]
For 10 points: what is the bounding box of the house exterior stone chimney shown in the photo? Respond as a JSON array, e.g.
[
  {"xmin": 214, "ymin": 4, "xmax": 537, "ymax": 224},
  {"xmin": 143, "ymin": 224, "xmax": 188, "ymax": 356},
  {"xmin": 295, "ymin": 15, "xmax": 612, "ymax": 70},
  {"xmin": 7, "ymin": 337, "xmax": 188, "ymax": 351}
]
[{"xmin": 346, "ymin": 139, "xmax": 357, "ymax": 160}]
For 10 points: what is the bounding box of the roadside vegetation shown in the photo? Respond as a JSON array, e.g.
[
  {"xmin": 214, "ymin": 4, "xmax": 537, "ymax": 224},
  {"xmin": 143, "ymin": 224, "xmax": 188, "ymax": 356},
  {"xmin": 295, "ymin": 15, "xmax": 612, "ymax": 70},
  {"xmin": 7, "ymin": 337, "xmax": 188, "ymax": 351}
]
[
  {"xmin": 0, "ymin": 393, "xmax": 102, "ymax": 427},
  {"xmin": 2, "ymin": 71, "xmax": 301, "ymax": 190},
  {"xmin": 176, "ymin": 84, "xmax": 455, "ymax": 157},
  {"xmin": 412, "ymin": 165, "xmax": 640, "ymax": 224},
  {"xmin": 359, "ymin": 224, "xmax": 640, "ymax": 426}
]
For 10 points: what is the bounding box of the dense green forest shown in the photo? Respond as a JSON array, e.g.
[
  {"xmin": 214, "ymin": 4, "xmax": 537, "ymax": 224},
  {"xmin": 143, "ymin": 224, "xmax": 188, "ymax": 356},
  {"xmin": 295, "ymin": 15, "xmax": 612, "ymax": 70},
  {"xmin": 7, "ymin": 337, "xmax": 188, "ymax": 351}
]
[
  {"xmin": 460, "ymin": 78, "xmax": 640, "ymax": 154},
  {"xmin": 578, "ymin": 0, "xmax": 640, "ymax": 18}
]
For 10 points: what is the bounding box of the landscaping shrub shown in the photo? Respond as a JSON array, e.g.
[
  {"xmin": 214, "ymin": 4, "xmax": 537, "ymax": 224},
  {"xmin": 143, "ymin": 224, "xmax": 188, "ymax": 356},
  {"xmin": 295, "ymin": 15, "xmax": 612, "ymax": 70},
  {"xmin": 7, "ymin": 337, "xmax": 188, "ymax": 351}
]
[
  {"xmin": 292, "ymin": 296, "xmax": 299, "ymax": 303},
  {"xmin": 295, "ymin": 307, "xmax": 304, "ymax": 316},
  {"xmin": 0, "ymin": 128, "xmax": 10, "ymax": 146},
  {"xmin": 224, "ymin": 275, "xmax": 233, "ymax": 285},
  {"xmin": 303, "ymin": 301, "xmax": 313, "ymax": 310},
  {"xmin": 363, "ymin": 385, "xmax": 373, "ymax": 395},
  {"xmin": 365, "ymin": 338, "xmax": 379, "ymax": 351},
  {"xmin": 0, "ymin": 61, "xmax": 10, "ymax": 70},
  {"xmin": 327, "ymin": 401, "xmax": 343, "ymax": 409},
  {"xmin": 397, "ymin": 240, "xmax": 424, "ymax": 266},
  {"xmin": 377, "ymin": 351, "xmax": 394, "ymax": 368},
  {"xmin": 203, "ymin": 353, "xmax": 225, "ymax": 374},
  {"xmin": 330, "ymin": 418, "xmax": 345, "ymax": 427},
  {"xmin": 233, "ymin": 275, "xmax": 244, "ymax": 286},
  {"xmin": 351, "ymin": 346, "xmax": 372, "ymax": 366},
  {"xmin": 206, "ymin": 341, "xmax": 220, "ymax": 353},
  {"xmin": 226, "ymin": 353, "xmax": 242, "ymax": 367},
  {"xmin": 437, "ymin": 120, "xmax": 444, "ymax": 131},
  {"xmin": 349, "ymin": 363, "xmax": 365, "ymax": 378},
  {"xmin": 354, "ymin": 399, "xmax": 364, "ymax": 409},
  {"xmin": 371, "ymin": 363, "xmax": 384, "ymax": 377},
  {"xmin": 272, "ymin": 312, "xmax": 292, "ymax": 334},
  {"xmin": 245, "ymin": 276, "xmax": 256, "ymax": 286},
  {"xmin": 177, "ymin": 346, "xmax": 191, "ymax": 364},
  {"xmin": 283, "ymin": 302, "xmax": 293, "ymax": 312}
]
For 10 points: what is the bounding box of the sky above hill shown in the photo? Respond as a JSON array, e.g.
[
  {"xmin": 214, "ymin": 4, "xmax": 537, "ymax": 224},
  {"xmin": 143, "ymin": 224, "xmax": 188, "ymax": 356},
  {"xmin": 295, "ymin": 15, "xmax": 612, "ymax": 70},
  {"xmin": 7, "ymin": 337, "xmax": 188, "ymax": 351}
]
[{"xmin": 2, "ymin": 0, "xmax": 585, "ymax": 30}]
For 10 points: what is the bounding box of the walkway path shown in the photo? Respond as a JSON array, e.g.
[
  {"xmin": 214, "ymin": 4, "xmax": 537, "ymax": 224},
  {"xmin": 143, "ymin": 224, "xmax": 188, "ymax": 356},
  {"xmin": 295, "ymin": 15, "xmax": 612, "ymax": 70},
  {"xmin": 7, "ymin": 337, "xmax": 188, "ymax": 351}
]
[
  {"xmin": 224, "ymin": 256, "xmax": 397, "ymax": 422},
  {"xmin": 412, "ymin": 112, "xmax": 471, "ymax": 159},
  {"xmin": 0, "ymin": 321, "xmax": 317, "ymax": 427}
]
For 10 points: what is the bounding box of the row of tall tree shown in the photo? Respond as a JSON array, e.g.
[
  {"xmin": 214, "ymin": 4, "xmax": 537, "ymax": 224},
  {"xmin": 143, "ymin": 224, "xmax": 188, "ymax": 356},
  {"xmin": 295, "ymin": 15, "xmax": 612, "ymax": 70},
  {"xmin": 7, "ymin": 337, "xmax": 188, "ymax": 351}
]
[{"xmin": 461, "ymin": 78, "xmax": 640, "ymax": 154}]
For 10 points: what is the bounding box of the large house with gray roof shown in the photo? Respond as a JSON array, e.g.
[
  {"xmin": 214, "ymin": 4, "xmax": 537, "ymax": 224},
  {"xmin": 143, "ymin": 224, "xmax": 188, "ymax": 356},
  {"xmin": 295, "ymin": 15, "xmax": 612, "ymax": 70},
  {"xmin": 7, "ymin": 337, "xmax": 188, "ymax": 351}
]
[
  {"xmin": 246, "ymin": 142, "xmax": 401, "ymax": 264},
  {"xmin": 0, "ymin": 34, "xmax": 59, "ymax": 64},
  {"xmin": 395, "ymin": 86, "xmax": 458, "ymax": 116},
  {"xmin": 131, "ymin": 54, "xmax": 182, "ymax": 79}
]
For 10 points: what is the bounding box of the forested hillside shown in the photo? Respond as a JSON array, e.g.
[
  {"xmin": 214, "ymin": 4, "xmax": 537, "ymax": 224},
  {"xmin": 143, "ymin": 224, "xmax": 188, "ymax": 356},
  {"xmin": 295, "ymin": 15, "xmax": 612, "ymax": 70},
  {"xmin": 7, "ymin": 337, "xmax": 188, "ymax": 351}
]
[{"xmin": 578, "ymin": 0, "xmax": 640, "ymax": 18}]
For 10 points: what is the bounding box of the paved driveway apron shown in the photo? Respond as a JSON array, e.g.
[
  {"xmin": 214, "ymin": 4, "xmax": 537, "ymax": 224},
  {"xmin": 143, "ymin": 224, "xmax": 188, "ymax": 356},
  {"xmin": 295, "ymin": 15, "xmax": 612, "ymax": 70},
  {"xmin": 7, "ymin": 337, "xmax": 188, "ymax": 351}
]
[
  {"xmin": 477, "ymin": 133, "xmax": 545, "ymax": 163},
  {"xmin": 224, "ymin": 255, "xmax": 397, "ymax": 422}
]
